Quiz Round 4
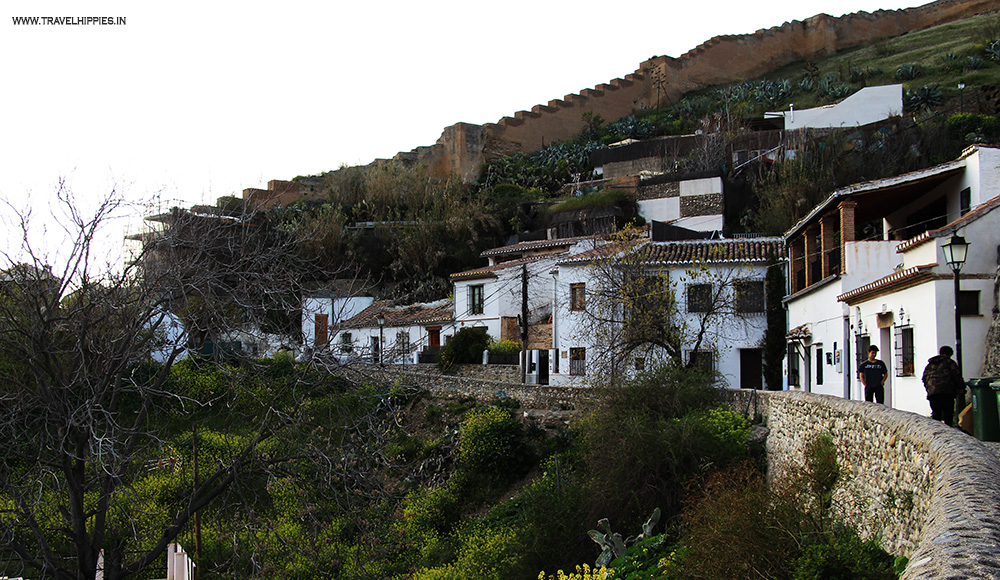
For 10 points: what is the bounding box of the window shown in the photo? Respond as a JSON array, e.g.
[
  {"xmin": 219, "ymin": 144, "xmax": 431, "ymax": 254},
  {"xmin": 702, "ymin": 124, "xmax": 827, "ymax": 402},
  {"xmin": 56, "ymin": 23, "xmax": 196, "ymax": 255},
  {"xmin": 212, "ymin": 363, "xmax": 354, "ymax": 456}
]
[
  {"xmin": 959, "ymin": 290, "xmax": 980, "ymax": 316},
  {"xmin": 570, "ymin": 283, "xmax": 585, "ymax": 311},
  {"xmin": 816, "ymin": 347, "xmax": 824, "ymax": 385},
  {"xmin": 468, "ymin": 284, "xmax": 484, "ymax": 315},
  {"xmin": 625, "ymin": 276, "xmax": 671, "ymax": 344},
  {"xmin": 570, "ymin": 347, "xmax": 586, "ymax": 376},
  {"xmin": 788, "ymin": 344, "xmax": 800, "ymax": 387},
  {"xmin": 894, "ymin": 325, "xmax": 914, "ymax": 377},
  {"xmin": 960, "ymin": 187, "xmax": 971, "ymax": 216},
  {"xmin": 735, "ymin": 280, "xmax": 765, "ymax": 313},
  {"xmin": 370, "ymin": 336, "xmax": 380, "ymax": 364},
  {"xmin": 339, "ymin": 332, "xmax": 353, "ymax": 353},
  {"xmin": 687, "ymin": 283, "xmax": 713, "ymax": 313},
  {"xmin": 689, "ymin": 350, "xmax": 715, "ymax": 373}
]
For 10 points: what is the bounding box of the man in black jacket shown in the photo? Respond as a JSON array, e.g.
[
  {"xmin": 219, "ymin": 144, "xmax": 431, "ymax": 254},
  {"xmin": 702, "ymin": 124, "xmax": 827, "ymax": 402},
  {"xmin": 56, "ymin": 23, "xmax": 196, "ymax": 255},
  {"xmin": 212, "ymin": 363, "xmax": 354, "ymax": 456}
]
[{"xmin": 922, "ymin": 345, "xmax": 965, "ymax": 426}]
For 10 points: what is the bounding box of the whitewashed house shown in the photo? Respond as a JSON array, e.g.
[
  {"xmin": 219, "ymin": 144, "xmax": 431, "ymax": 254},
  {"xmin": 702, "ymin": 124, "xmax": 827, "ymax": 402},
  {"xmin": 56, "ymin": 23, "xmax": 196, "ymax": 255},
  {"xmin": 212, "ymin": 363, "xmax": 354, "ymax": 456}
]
[
  {"xmin": 549, "ymin": 236, "xmax": 785, "ymax": 387},
  {"xmin": 784, "ymin": 144, "xmax": 1000, "ymax": 414},
  {"xmin": 301, "ymin": 292, "xmax": 374, "ymax": 352},
  {"xmin": 450, "ymin": 236, "xmax": 597, "ymax": 382},
  {"xmin": 337, "ymin": 299, "xmax": 454, "ymax": 364}
]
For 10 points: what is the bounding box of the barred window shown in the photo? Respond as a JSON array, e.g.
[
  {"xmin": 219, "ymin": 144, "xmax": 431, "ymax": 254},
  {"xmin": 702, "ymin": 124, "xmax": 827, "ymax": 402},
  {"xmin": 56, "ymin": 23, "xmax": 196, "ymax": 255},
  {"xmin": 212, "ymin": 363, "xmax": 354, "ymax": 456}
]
[
  {"xmin": 689, "ymin": 350, "xmax": 716, "ymax": 373},
  {"xmin": 570, "ymin": 283, "xmax": 585, "ymax": 311},
  {"xmin": 894, "ymin": 326, "xmax": 914, "ymax": 377},
  {"xmin": 570, "ymin": 347, "xmax": 586, "ymax": 376},
  {"xmin": 735, "ymin": 280, "xmax": 765, "ymax": 313},
  {"xmin": 687, "ymin": 283, "xmax": 713, "ymax": 313},
  {"xmin": 468, "ymin": 284, "xmax": 484, "ymax": 315}
]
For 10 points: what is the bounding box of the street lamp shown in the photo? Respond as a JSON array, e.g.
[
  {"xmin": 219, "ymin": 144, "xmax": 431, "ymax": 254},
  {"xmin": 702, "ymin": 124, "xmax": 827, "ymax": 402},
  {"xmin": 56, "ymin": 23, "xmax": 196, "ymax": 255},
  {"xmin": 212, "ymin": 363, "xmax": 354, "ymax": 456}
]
[
  {"xmin": 942, "ymin": 234, "xmax": 970, "ymax": 421},
  {"xmin": 376, "ymin": 313, "xmax": 386, "ymax": 367},
  {"xmin": 958, "ymin": 81, "xmax": 966, "ymax": 114}
]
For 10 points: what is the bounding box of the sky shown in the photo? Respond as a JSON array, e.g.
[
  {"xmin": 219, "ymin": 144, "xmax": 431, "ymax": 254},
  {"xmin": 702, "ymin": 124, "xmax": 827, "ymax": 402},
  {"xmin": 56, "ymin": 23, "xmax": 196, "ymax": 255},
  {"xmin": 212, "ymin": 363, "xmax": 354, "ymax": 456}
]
[{"xmin": 1, "ymin": 0, "xmax": 923, "ymax": 265}]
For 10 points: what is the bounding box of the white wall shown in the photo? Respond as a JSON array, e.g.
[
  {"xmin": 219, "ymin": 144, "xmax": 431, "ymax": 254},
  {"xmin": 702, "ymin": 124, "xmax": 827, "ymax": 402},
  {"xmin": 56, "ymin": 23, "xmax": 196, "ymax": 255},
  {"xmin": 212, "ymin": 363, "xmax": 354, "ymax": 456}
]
[
  {"xmin": 770, "ymin": 84, "xmax": 902, "ymax": 130},
  {"xmin": 550, "ymin": 256, "xmax": 771, "ymax": 388},
  {"xmin": 301, "ymin": 296, "xmax": 374, "ymax": 350}
]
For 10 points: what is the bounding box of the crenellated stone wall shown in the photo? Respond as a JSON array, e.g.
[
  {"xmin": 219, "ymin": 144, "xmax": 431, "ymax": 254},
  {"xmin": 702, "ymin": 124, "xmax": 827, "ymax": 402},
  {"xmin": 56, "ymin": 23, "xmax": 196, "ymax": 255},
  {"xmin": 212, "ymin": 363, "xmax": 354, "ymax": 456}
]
[
  {"xmin": 726, "ymin": 389, "xmax": 1000, "ymax": 580},
  {"xmin": 397, "ymin": 0, "xmax": 998, "ymax": 182}
]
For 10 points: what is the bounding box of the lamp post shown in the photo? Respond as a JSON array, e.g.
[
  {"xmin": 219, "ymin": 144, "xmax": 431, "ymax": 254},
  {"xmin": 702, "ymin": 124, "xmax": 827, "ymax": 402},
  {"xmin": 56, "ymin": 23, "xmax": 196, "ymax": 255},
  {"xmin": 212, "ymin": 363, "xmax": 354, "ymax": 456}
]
[
  {"xmin": 942, "ymin": 234, "xmax": 970, "ymax": 421},
  {"xmin": 376, "ymin": 313, "xmax": 385, "ymax": 367},
  {"xmin": 958, "ymin": 81, "xmax": 966, "ymax": 114}
]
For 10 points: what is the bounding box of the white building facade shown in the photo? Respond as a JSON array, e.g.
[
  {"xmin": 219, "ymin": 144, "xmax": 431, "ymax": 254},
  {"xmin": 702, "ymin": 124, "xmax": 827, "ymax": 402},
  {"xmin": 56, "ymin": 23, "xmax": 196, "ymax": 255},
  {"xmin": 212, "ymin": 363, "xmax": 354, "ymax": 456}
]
[
  {"xmin": 549, "ymin": 237, "xmax": 785, "ymax": 387},
  {"xmin": 784, "ymin": 145, "xmax": 1000, "ymax": 415}
]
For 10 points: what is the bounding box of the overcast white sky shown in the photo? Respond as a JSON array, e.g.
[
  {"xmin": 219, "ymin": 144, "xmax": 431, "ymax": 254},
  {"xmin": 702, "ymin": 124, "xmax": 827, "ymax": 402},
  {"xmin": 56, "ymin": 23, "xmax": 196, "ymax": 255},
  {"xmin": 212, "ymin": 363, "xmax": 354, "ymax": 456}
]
[{"xmin": 2, "ymin": 0, "xmax": 921, "ymax": 263}]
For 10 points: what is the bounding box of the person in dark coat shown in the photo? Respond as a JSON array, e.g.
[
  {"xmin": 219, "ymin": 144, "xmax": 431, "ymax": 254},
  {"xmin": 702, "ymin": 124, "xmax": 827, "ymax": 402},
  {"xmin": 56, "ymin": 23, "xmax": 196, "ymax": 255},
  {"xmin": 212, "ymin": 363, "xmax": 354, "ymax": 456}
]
[{"xmin": 921, "ymin": 345, "xmax": 965, "ymax": 426}]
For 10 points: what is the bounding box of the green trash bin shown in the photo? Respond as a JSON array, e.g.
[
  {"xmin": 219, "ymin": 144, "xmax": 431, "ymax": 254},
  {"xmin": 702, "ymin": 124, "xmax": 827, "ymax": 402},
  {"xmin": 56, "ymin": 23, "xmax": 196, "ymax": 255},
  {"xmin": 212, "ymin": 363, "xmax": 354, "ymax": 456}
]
[{"xmin": 970, "ymin": 378, "xmax": 1000, "ymax": 441}]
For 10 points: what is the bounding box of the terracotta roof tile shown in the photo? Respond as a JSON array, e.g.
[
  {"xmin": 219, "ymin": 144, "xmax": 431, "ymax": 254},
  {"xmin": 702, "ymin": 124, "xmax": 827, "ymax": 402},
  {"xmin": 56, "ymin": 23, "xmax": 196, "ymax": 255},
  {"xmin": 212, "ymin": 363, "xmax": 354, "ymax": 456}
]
[
  {"xmin": 480, "ymin": 235, "xmax": 596, "ymax": 257},
  {"xmin": 342, "ymin": 299, "xmax": 453, "ymax": 329},
  {"xmin": 450, "ymin": 256, "xmax": 542, "ymax": 280},
  {"xmin": 638, "ymin": 238, "xmax": 786, "ymax": 264}
]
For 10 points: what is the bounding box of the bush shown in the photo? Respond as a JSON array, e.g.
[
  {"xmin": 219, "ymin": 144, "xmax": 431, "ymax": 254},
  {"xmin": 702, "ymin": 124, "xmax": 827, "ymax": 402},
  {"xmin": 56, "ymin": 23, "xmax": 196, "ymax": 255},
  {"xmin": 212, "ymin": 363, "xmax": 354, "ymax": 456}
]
[
  {"xmin": 412, "ymin": 523, "xmax": 520, "ymax": 580},
  {"xmin": 437, "ymin": 327, "xmax": 490, "ymax": 370},
  {"xmin": 577, "ymin": 365, "xmax": 741, "ymax": 530},
  {"xmin": 456, "ymin": 406, "xmax": 532, "ymax": 481},
  {"xmin": 487, "ymin": 338, "xmax": 522, "ymax": 355},
  {"xmin": 792, "ymin": 533, "xmax": 897, "ymax": 580}
]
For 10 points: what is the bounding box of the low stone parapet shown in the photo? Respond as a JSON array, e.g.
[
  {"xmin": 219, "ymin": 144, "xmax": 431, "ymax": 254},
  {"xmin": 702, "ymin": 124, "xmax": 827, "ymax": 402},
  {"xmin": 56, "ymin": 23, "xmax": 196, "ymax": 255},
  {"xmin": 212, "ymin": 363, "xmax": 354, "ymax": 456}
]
[{"xmin": 726, "ymin": 389, "xmax": 1000, "ymax": 580}]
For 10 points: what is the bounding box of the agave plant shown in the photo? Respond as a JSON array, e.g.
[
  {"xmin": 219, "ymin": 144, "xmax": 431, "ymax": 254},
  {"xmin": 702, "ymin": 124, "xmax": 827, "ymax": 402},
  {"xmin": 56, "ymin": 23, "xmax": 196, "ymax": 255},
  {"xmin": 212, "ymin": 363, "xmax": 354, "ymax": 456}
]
[
  {"xmin": 895, "ymin": 63, "xmax": 922, "ymax": 81},
  {"xmin": 987, "ymin": 40, "xmax": 1000, "ymax": 61},
  {"xmin": 939, "ymin": 52, "xmax": 962, "ymax": 72},
  {"xmin": 905, "ymin": 84, "xmax": 943, "ymax": 111},
  {"xmin": 798, "ymin": 76, "xmax": 815, "ymax": 93},
  {"xmin": 966, "ymin": 55, "xmax": 986, "ymax": 71}
]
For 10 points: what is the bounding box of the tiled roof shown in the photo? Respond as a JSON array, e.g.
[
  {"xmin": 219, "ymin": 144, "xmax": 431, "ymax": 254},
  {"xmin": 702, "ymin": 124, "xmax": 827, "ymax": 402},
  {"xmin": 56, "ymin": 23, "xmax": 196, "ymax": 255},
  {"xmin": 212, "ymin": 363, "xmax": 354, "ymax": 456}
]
[
  {"xmin": 638, "ymin": 238, "xmax": 785, "ymax": 264},
  {"xmin": 837, "ymin": 264, "xmax": 937, "ymax": 304},
  {"xmin": 895, "ymin": 192, "xmax": 1000, "ymax": 253},
  {"xmin": 787, "ymin": 324, "xmax": 811, "ymax": 339},
  {"xmin": 555, "ymin": 240, "xmax": 637, "ymax": 265},
  {"xmin": 556, "ymin": 238, "xmax": 785, "ymax": 267},
  {"xmin": 342, "ymin": 299, "xmax": 453, "ymax": 329},
  {"xmin": 450, "ymin": 257, "xmax": 541, "ymax": 280},
  {"xmin": 480, "ymin": 235, "xmax": 595, "ymax": 257}
]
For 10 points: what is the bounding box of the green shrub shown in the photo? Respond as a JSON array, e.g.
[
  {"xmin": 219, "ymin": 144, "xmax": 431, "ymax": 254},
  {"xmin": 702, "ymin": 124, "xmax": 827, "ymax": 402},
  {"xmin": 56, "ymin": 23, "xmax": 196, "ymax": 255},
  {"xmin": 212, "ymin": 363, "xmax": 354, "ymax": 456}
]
[
  {"xmin": 805, "ymin": 432, "xmax": 840, "ymax": 515},
  {"xmin": 578, "ymin": 365, "xmax": 738, "ymax": 530},
  {"xmin": 437, "ymin": 327, "xmax": 491, "ymax": 371},
  {"xmin": 456, "ymin": 406, "xmax": 532, "ymax": 481},
  {"xmin": 792, "ymin": 533, "xmax": 897, "ymax": 580},
  {"xmin": 412, "ymin": 523, "xmax": 520, "ymax": 580},
  {"xmin": 487, "ymin": 338, "xmax": 522, "ymax": 355}
]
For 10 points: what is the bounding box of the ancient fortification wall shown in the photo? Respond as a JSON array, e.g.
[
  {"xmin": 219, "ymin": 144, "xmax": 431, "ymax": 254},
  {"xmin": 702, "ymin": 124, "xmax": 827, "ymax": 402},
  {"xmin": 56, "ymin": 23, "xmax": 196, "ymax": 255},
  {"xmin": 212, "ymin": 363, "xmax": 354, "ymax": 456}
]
[
  {"xmin": 398, "ymin": 0, "xmax": 998, "ymax": 183},
  {"xmin": 727, "ymin": 389, "xmax": 1000, "ymax": 580}
]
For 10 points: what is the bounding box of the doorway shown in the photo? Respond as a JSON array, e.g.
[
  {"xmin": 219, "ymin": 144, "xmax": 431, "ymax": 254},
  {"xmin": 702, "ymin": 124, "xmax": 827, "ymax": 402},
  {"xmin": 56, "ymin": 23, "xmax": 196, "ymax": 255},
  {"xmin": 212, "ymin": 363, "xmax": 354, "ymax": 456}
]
[{"xmin": 739, "ymin": 348, "xmax": 763, "ymax": 390}]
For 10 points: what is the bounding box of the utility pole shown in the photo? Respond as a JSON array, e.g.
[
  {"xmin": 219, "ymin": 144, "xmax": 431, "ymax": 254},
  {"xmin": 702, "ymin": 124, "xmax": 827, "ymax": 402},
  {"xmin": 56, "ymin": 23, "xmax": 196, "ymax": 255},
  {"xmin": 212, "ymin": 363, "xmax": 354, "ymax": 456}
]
[{"xmin": 521, "ymin": 263, "xmax": 529, "ymax": 384}]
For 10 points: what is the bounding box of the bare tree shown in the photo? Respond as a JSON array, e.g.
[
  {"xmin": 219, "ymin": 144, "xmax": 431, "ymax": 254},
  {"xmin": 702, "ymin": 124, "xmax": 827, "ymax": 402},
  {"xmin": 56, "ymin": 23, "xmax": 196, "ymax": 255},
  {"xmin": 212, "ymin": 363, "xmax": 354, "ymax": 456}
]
[
  {"xmin": 574, "ymin": 226, "xmax": 772, "ymax": 380},
  {"xmin": 0, "ymin": 184, "xmax": 348, "ymax": 580}
]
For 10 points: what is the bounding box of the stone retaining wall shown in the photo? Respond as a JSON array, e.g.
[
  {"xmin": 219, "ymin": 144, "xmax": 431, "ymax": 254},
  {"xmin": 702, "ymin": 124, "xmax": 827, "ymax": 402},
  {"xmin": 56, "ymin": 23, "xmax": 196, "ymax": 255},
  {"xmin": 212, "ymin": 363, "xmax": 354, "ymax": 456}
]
[
  {"xmin": 727, "ymin": 389, "xmax": 1000, "ymax": 580},
  {"xmin": 368, "ymin": 363, "xmax": 591, "ymax": 409}
]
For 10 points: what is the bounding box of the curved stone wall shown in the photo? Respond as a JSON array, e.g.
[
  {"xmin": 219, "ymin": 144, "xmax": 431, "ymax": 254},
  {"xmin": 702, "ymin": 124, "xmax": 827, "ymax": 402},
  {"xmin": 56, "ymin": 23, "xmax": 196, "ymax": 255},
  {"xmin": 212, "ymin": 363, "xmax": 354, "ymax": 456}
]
[{"xmin": 728, "ymin": 389, "xmax": 1000, "ymax": 579}]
